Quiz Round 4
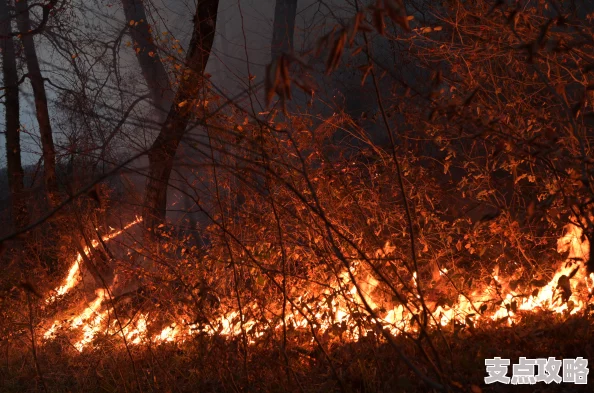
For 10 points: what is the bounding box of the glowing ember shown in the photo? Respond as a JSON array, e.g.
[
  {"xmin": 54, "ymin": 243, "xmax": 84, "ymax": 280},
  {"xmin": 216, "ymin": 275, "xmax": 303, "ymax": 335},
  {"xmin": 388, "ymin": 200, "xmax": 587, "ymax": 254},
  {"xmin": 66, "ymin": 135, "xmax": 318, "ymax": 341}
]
[{"xmin": 42, "ymin": 219, "xmax": 593, "ymax": 351}]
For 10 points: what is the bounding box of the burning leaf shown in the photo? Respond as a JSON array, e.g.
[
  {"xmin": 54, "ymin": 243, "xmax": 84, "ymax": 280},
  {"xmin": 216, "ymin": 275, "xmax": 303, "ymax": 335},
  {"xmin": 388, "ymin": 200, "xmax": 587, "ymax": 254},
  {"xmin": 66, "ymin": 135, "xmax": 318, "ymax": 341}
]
[{"xmin": 372, "ymin": 4, "xmax": 386, "ymax": 36}]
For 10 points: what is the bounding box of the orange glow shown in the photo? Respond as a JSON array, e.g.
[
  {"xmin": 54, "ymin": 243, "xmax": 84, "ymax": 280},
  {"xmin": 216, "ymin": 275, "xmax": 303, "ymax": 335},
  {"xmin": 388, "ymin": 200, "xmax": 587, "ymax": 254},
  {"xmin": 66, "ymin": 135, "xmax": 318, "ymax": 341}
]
[
  {"xmin": 46, "ymin": 218, "xmax": 142, "ymax": 303},
  {"xmin": 42, "ymin": 219, "xmax": 593, "ymax": 350}
]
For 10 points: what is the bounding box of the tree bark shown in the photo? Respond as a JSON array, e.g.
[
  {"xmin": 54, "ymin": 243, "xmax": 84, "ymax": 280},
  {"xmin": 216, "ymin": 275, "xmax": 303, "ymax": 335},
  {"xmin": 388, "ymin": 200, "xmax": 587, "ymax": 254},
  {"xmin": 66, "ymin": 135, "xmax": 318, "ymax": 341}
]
[
  {"xmin": 142, "ymin": 0, "xmax": 219, "ymax": 231},
  {"xmin": 0, "ymin": 0, "xmax": 28, "ymax": 227},
  {"xmin": 15, "ymin": 0, "xmax": 57, "ymax": 203},
  {"xmin": 271, "ymin": 0, "xmax": 298, "ymax": 61},
  {"xmin": 121, "ymin": 0, "xmax": 173, "ymax": 112}
]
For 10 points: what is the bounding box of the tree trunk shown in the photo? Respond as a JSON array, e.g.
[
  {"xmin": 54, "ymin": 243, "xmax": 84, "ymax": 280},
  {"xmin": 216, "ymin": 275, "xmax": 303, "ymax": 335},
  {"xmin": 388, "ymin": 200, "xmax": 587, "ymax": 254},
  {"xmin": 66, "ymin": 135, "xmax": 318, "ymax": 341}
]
[
  {"xmin": 121, "ymin": 0, "xmax": 173, "ymax": 112},
  {"xmin": 271, "ymin": 0, "xmax": 298, "ymax": 61},
  {"xmin": 142, "ymin": 0, "xmax": 219, "ymax": 231},
  {"xmin": 15, "ymin": 0, "xmax": 57, "ymax": 203},
  {"xmin": 0, "ymin": 0, "xmax": 28, "ymax": 228}
]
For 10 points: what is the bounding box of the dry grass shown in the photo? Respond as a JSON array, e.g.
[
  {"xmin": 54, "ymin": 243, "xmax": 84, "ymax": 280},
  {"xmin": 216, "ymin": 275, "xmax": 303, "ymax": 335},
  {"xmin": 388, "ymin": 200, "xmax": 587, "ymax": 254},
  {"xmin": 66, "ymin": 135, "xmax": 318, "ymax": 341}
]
[{"xmin": 1, "ymin": 309, "xmax": 592, "ymax": 392}]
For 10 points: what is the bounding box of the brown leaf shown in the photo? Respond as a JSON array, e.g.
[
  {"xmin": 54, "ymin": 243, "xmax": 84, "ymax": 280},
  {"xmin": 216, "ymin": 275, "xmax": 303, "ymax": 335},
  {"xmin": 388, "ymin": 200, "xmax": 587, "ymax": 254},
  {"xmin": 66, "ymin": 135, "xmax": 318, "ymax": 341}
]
[
  {"xmin": 527, "ymin": 200, "xmax": 535, "ymax": 218},
  {"xmin": 326, "ymin": 31, "xmax": 347, "ymax": 74},
  {"xmin": 351, "ymin": 46, "xmax": 363, "ymax": 57},
  {"xmin": 349, "ymin": 12, "xmax": 364, "ymax": 46},
  {"xmin": 358, "ymin": 64, "xmax": 373, "ymax": 86},
  {"xmin": 372, "ymin": 6, "xmax": 386, "ymax": 36},
  {"xmin": 385, "ymin": 0, "xmax": 410, "ymax": 31}
]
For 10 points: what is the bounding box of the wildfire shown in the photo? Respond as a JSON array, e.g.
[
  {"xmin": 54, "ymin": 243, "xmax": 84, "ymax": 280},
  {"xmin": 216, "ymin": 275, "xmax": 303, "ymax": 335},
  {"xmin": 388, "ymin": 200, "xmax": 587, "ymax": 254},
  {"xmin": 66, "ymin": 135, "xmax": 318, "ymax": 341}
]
[
  {"xmin": 46, "ymin": 218, "xmax": 143, "ymax": 303},
  {"xmin": 42, "ymin": 218, "xmax": 593, "ymax": 351}
]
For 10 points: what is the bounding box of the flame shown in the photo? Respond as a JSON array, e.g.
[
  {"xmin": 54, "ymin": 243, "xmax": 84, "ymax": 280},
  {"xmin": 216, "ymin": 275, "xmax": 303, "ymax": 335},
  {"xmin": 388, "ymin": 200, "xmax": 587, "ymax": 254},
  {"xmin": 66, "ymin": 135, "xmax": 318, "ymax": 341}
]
[
  {"xmin": 46, "ymin": 218, "xmax": 142, "ymax": 303},
  {"xmin": 155, "ymin": 323, "xmax": 183, "ymax": 343},
  {"xmin": 43, "ymin": 218, "xmax": 143, "ymax": 349},
  {"xmin": 42, "ymin": 219, "xmax": 593, "ymax": 351},
  {"xmin": 44, "ymin": 288, "xmax": 106, "ymax": 345},
  {"xmin": 122, "ymin": 314, "xmax": 148, "ymax": 345}
]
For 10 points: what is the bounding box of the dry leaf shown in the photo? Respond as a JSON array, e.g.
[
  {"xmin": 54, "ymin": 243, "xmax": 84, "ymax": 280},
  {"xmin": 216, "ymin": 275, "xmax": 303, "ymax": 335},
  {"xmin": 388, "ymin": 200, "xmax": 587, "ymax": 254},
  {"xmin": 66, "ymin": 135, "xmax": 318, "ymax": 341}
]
[
  {"xmin": 326, "ymin": 31, "xmax": 347, "ymax": 74},
  {"xmin": 385, "ymin": 0, "xmax": 410, "ymax": 31},
  {"xmin": 351, "ymin": 46, "xmax": 363, "ymax": 56},
  {"xmin": 349, "ymin": 12, "xmax": 364, "ymax": 45},
  {"xmin": 373, "ymin": 6, "xmax": 386, "ymax": 36}
]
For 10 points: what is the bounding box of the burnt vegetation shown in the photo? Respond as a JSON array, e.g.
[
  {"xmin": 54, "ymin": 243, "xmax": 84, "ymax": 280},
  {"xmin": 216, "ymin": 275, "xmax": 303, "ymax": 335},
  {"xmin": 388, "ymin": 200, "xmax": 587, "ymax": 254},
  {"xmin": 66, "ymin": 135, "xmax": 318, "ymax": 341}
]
[{"xmin": 0, "ymin": 0, "xmax": 594, "ymax": 392}]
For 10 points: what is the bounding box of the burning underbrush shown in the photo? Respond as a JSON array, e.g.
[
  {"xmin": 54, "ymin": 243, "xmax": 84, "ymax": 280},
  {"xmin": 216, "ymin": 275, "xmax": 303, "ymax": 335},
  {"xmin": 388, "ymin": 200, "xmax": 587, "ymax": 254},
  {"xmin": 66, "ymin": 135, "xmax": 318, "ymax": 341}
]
[
  {"xmin": 3, "ymin": 151, "xmax": 594, "ymax": 391},
  {"xmin": 4, "ymin": 113, "xmax": 594, "ymax": 390},
  {"xmin": 39, "ymin": 215, "xmax": 593, "ymax": 357},
  {"xmin": 32, "ymin": 312, "xmax": 593, "ymax": 393}
]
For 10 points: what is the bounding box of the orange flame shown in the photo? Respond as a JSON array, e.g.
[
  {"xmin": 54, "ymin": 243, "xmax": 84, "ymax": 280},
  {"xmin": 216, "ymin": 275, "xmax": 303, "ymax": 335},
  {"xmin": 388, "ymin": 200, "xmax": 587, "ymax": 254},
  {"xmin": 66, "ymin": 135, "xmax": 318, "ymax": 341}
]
[
  {"xmin": 46, "ymin": 218, "xmax": 142, "ymax": 303},
  {"xmin": 42, "ymin": 219, "xmax": 593, "ymax": 350}
]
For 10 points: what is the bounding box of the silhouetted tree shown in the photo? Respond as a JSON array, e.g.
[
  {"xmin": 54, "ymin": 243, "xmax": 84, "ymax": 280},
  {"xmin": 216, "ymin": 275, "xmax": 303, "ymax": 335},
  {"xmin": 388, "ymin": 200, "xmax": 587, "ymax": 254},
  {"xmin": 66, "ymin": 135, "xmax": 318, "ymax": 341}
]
[
  {"xmin": 0, "ymin": 0, "xmax": 27, "ymax": 227},
  {"xmin": 271, "ymin": 0, "xmax": 297, "ymax": 61},
  {"xmin": 121, "ymin": 0, "xmax": 173, "ymax": 113},
  {"xmin": 142, "ymin": 0, "xmax": 219, "ymax": 230},
  {"xmin": 16, "ymin": 0, "xmax": 57, "ymax": 203}
]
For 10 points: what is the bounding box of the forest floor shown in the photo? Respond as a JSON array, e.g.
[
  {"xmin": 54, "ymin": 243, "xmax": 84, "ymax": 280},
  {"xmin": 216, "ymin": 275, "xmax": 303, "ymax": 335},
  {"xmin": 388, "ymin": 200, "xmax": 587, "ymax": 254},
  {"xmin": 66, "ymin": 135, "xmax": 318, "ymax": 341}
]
[{"xmin": 1, "ymin": 310, "xmax": 592, "ymax": 392}]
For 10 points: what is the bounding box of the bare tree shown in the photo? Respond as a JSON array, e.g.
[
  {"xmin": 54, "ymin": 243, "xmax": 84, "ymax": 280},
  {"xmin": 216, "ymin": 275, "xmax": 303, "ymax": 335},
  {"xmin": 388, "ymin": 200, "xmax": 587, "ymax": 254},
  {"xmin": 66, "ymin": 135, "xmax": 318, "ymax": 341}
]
[
  {"xmin": 0, "ymin": 0, "xmax": 27, "ymax": 227},
  {"xmin": 15, "ymin": 0, "xmax": 57, "ymax": 203},
  {"xmin": 121, "ymin": 0, "xmax": 173, "ymax": 113},
  {"xmin": 271, "ymin": 0, "xmax": 297, "ymax": 61},
  {"xmin": 142, "ymin": 0, "xmax": 219, "ymax": 230}
]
